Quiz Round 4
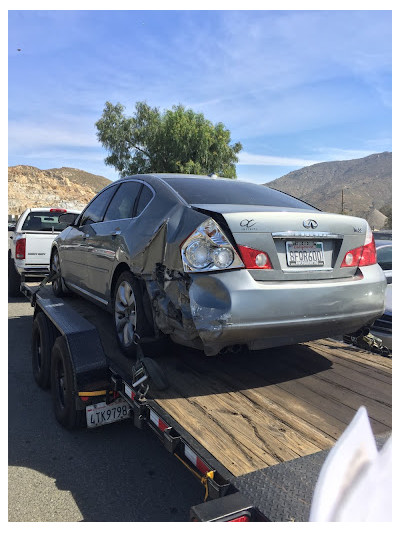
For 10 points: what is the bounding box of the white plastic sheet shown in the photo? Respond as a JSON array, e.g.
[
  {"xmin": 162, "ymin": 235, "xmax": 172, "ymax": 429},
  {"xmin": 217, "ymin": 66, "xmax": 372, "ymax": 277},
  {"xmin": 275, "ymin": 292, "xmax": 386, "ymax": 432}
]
[{"xmin": 310, "ymin": 406, "xmax": 392, "ymax": 521}]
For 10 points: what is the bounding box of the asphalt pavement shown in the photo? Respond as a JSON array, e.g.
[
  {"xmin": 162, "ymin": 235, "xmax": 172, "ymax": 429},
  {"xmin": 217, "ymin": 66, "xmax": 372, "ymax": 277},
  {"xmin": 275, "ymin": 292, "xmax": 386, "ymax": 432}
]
[{"xmin": 8, "ymin": 293, "xmax": 203, "ymax": 522}]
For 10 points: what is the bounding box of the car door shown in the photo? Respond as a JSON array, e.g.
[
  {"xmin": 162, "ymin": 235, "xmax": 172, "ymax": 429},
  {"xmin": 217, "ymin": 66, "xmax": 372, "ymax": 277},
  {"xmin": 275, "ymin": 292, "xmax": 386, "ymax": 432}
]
[
  {"xmin": 59, "ymin": 185, "xmax": 118, "ymax": 293},
  {"xmin": 85, "ymin": 180, "xmax": 143, "ymax": 303}
]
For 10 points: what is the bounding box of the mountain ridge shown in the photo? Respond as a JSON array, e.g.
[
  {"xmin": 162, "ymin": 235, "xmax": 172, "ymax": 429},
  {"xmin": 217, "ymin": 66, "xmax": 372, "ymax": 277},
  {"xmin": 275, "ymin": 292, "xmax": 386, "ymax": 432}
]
[
  {"xmin": 8, "ymin": 153, "xmax": 392, "ymax": 229},
  {"xmin": 266, "ymin": 152, "xmax": 391, "ymax": 229}
]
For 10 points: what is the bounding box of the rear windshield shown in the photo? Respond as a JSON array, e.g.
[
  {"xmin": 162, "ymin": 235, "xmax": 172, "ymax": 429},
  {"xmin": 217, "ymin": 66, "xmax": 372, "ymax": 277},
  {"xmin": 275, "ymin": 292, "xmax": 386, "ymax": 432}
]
[
  {"xmin": 163, "ymin": 177, "xmax": 317, "ymax": 210},
  {"xmin": 21, "ymin": 211, "xmax": 76, "ymax": 232}
]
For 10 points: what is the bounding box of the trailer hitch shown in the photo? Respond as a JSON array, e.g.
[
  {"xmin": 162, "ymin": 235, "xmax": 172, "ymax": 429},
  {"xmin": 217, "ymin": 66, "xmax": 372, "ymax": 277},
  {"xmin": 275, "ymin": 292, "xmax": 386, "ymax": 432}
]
[{"xmin": 344, "ymin": 328, "xmax": 391, "ymax": 357}]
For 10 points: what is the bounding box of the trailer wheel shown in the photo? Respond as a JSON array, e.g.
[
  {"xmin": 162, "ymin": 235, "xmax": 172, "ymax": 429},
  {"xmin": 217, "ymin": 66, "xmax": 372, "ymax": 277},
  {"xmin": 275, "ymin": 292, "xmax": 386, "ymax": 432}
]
[
  {"xmin": 32, "ymin": 312, "xmax": 56, "ymax": 389},
  {"xmin": 112, "ymin": 271, "xmax": 153, "ymax": 358},
  {"xmin": 8, "ymin": 255, "xmax": 21, "ymax": 296},
  {"xmin": 50, "ymin": 336, "xmax": 86, "ymax": 429}
]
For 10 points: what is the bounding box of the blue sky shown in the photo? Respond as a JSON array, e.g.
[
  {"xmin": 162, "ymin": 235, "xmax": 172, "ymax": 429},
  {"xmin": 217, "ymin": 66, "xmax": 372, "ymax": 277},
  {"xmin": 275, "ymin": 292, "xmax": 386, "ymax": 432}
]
[{"xmin": 8, "ymin": 9, "xmax": 392, "ymax": 185}]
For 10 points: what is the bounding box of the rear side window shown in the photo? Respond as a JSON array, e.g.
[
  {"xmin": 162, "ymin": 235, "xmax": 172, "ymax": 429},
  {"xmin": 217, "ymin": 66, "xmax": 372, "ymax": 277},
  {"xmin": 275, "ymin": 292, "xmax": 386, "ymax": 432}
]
[
  {"xmin": 163, "ymin": 178, "xmax": 316, "ymax": 210},
  {"xmin": 21, "ymin": 211, "xmax": 76, "ymax": 231},
  {"xmin": 103, "ymin": 181, "xmax": 142, "ymax": 221},
  {"xmin": 80, "ymin": 186, "xmax": 118, "ymax": 225},
  {"xmin": 136, "ymin": 184, "xmax": 153, "ymax": 216}
]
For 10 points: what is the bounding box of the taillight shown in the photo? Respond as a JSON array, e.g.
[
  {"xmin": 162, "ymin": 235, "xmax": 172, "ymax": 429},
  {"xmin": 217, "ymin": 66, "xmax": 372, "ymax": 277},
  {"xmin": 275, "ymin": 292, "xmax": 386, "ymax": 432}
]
[
  {"xmin": 341, "ymin": 225, "xmax": 377, "ymax": 268},
  {"xmin": 15, "ymin": 238, "xmax": 26, "ymax": 259},
  {"xmin": 181, "ymin": 218, "xmax": 244, "ymax": 273},
  {"xmin": 238, "ymin": 245, "xmax": 273, "ymax": 270},
  {"xmin": 228, "ymin": 515, "xmax": 251, "ymax": 522}
]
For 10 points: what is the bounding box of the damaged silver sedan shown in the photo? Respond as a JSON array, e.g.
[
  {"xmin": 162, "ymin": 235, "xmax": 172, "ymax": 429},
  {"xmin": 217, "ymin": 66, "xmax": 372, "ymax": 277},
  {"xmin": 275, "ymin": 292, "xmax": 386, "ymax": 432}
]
[{"xmin": 51, "ymin": 174, "xmax": 387, "ymax": 356}]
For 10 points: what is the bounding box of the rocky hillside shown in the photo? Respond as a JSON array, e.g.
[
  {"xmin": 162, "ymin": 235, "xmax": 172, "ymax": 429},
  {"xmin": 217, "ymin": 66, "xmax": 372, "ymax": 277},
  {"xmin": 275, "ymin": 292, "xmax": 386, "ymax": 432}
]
[
  {"xmin": 8, "ymin": 153, "xmax": 392, "ymax": 229},
  {"xmin": 267, "ymin": 152, "xmax": 392, "ymax": 229},
  {"xmin": 8, "ymin": 166, "xmax": 111, "ymax": 217}
]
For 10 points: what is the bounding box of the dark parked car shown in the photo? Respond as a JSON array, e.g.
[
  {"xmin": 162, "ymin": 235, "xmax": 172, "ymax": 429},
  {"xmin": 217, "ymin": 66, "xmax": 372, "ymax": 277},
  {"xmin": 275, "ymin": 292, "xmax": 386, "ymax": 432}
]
[
  {"xmin": 373, "ymin": 230, "xmax": 392, "ymax": 241},
  {"xmin": 51, "ymin": 174, "xmax": 387, "ymax": 357},
  {"xmin": 375, "ymin": 240, "xmax": 392, "ymax": 283}
]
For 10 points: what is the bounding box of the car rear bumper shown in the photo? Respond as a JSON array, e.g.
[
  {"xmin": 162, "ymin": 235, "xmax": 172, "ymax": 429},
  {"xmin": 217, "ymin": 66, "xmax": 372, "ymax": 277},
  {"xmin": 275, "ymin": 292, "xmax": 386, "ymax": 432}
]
[{"xmin": 188, "ymin": 265, "xmax": 387, "ymax": 355}]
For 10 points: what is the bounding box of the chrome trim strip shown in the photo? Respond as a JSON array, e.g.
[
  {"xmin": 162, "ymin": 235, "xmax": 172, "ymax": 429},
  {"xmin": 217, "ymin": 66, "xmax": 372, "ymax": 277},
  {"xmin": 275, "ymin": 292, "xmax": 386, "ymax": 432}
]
[
  {"xmin": 282, "ymin": 267, "xmax": 334, "ymax": 272},
  {"xmin": 272, "ymin": 231, "xmax": 343, "ymax": 239},
  {"xmin": 68, "ymin": 282, "xmax": 108, "ymax": 306}
]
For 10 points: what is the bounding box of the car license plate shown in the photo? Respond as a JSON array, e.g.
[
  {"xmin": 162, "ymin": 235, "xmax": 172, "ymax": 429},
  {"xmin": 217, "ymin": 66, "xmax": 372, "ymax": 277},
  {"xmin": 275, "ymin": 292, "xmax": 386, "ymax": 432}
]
[
  {"xmin": 86, "ymin": 398, "xmax": 130, "ymax": 428},
  {"xmin": 286, "ymin": 240, "xmax": 325, "ymax": 267}
]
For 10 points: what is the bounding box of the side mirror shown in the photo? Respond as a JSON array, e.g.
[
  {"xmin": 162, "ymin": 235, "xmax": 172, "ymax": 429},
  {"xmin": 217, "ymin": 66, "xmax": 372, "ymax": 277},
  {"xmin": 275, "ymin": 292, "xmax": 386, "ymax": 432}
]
[
  {"xmin": 8, "ymin": 224, "xmax": 16, "ymax": 232},
  {"xmin": 58, "ymin": 213, "xmax": 78, "ymax": 227}
]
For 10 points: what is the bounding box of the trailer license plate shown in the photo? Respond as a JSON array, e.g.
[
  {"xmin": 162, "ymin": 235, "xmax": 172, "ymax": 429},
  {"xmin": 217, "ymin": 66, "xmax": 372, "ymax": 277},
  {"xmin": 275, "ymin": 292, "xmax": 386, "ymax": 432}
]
[
  {"xmin": 286, "ymin": 241, "xmax": 325, "ymax": 267},
  {"xmin": 86, "ymin": 398, "xmax": 130, "ymax": 428}
]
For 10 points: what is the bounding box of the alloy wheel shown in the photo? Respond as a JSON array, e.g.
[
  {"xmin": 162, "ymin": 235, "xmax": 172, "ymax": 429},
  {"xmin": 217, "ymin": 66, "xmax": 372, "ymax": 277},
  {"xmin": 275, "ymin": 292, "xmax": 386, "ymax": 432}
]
[
  {"xmin": 114, "ymin": 280, "xmax": 137, "ymax": 347},
  {"xmin": 51, "ymin": 252, "xmax": 62, "ymax": 294}
]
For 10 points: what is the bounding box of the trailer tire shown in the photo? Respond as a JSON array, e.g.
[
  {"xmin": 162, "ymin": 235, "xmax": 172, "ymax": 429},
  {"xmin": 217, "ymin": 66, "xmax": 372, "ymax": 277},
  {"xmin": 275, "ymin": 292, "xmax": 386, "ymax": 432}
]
[
  {"xmin": 8, "ymin": 256, "xmax": 21, "ymax": 296},
  {"xmin": 50, "ymin": 336, "xmax": 86, "ymax": 429},
  {"xmin": 112, "ymin": 271, "xmax": 153, "ymax": 358},
  {"xmin": 32, "ymin": 312, "xmax": 56, "ymax": 389}
]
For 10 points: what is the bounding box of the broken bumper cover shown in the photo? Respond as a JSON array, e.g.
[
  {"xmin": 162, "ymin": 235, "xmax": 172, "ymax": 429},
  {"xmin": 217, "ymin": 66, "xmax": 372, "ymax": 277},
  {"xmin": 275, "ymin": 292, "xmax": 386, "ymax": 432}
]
[{"xmin": 188, "ymin": 266, "xmax": 387, "ymax": 355}]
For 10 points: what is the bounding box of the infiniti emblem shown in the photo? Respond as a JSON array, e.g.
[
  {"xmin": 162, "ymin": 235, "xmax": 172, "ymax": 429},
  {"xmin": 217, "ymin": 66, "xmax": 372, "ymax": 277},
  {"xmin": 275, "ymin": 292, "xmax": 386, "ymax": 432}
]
[{"xmin": 303, "ymin": 219, "xmax": 318, "ymax": 229}]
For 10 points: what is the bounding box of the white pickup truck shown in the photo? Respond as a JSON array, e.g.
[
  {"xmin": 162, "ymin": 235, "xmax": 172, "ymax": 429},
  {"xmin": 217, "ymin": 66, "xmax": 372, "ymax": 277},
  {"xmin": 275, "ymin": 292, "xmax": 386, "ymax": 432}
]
[{"xmin": 8, "ymin": 207, "xmax": 80, "ymax": 296}]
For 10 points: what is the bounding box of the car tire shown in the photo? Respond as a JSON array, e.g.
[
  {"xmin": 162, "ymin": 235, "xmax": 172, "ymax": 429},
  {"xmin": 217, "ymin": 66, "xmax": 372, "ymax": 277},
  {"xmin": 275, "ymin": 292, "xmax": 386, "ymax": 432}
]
[
  {"xmin": 112, "ymin": 271, "xmax": 153, "ymax": 358},
  {"xmin": 51, "ymin": 249, "xmax": 69, "ymax": 297},
  {"xmin": 50, "ymin": 336, "xmax": 86, "ymax": 429},
  {"xmin": 32, "ymin": 312, "xmax": 57, "ymax": 389},
  {"xmin": 8, "ymin": 255, "xmax": 21, "ymax": 296}
]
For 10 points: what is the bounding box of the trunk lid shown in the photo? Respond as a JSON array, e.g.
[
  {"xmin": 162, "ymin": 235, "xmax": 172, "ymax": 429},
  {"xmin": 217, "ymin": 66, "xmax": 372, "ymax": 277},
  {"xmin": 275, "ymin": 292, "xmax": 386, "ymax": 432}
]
[{"xmin": 192, "ymin": 204, "xmax": 369, "ymax": 281}]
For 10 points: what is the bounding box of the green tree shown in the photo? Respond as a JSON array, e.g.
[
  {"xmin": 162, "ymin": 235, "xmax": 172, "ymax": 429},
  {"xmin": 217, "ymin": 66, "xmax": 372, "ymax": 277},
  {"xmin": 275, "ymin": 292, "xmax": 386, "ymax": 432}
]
[{"xmin": 96, "ymin": 101, "xmax": 242, "ymax": 178}]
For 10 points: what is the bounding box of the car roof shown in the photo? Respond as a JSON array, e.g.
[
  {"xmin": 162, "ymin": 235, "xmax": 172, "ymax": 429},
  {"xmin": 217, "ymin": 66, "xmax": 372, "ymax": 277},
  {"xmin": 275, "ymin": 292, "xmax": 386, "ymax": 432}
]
[
  {"xmin": 373, "ymin": 230, "xmax": 392, "ymax": 239},
  {"xmin": 120, "ymin": 173, "xmax": 234, "ymax": 183}
]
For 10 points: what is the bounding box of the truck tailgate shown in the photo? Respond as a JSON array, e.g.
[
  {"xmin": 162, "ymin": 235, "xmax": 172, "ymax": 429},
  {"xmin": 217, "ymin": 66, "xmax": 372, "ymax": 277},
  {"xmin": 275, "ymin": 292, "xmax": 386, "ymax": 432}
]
[{"xmin": 24, "ymin": 232, "xmax": 58, "ymax": 265}]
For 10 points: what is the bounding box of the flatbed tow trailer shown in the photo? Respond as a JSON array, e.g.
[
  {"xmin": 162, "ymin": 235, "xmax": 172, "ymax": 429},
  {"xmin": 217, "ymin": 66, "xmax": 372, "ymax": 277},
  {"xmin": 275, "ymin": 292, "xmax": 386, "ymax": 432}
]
[{"xmin": 21, "ymin": 280, "xmax": 392, "ymax": 522}]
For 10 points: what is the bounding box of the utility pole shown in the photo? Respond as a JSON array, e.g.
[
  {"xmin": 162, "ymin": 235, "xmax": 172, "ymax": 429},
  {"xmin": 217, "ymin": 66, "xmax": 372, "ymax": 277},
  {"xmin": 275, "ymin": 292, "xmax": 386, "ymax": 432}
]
[{"xmin": 341, "ymin": 187, "xmax": 349, "ymax": 214}]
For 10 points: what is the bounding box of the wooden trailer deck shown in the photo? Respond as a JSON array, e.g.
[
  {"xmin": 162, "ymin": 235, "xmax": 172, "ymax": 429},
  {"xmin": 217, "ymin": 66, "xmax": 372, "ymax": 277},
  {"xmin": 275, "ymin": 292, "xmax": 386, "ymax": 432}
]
[
  {"xmin": 150, "ymin": 338, "xmax": 391, "ymax": 476},
  {"xmin": 36, "ymin": 287, "xmax": 392, "ymax": 478}
]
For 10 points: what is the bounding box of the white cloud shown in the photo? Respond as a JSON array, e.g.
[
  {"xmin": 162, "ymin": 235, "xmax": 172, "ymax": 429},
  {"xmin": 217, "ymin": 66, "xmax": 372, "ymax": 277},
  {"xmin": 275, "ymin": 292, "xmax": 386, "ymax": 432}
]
[
  {"xmin": 237, "ymin": 146, "xmax": 390, "ymax": 170},
  {"xmin": 8, "ymin": 120, "xmax": 98, "ymax": 150},
  {"xmin": 11, "ymin": 148, "xmax": 106, "ymax": 163},
  {"xmin": 311, "ymin": 147, "xmax": 384, "ymax": 162},
  {"xmin": 238, "ymin": 152, "xmax": 319, "ymax": 167}
]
